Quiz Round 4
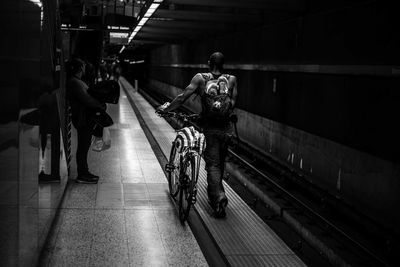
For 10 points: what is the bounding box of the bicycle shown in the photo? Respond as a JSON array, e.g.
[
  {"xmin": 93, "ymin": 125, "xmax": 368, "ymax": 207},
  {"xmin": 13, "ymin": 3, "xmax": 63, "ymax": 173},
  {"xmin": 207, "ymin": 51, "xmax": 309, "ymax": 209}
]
[{"xmin": 160, "ymin": 112, "xmax": 205, "ymax": 223}]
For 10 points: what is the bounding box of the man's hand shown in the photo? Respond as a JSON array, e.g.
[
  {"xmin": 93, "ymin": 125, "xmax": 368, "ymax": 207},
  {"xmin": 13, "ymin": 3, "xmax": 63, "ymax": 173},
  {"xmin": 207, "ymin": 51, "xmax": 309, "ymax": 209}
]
[{"xmin": 155, "ymin": 102, "xmax": 170, "ymax": 115}]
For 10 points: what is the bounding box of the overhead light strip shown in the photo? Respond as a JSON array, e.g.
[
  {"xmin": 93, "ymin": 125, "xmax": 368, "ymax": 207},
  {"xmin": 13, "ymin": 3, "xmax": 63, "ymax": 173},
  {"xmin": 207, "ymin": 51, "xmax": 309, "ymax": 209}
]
[
  {"xmin": 29, "ymin": 0, "xmax": 42, "ymax": 7},
  {"xmin": 120, "ymin": 0, "xmax": 164, "ymax": 53},
  {"xmin": 130, "ymin": 60, "xmax": 145, "ymax": 64}
]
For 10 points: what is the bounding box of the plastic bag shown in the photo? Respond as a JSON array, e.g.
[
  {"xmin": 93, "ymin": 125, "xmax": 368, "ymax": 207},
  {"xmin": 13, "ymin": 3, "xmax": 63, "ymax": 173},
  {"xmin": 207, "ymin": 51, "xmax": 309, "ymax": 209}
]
[
  {"xmin": 103, "ymin": 127, "xmax": 111, "ymax": 150},
  {"xmin": 91, "ymin": 127, "xmax": 111, "ymax": 152}
]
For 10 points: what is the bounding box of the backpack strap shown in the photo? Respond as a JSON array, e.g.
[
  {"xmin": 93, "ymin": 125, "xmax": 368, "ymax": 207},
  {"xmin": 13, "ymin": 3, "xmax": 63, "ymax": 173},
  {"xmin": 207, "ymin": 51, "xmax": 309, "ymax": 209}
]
[
  {"xmin": 202, "ymin": 72, "xmax": 229, "ymax": 80},
  {"xmin": 201, "ymin": 73, "xmax": 213, "ymax": 81}
]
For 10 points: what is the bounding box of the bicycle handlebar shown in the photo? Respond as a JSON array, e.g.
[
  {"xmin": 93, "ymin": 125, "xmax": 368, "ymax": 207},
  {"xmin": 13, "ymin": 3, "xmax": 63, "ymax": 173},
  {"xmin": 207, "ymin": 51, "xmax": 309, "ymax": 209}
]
[{"xmin": 158, "ymin": 111, "xmax": 200, "ymax": 121}]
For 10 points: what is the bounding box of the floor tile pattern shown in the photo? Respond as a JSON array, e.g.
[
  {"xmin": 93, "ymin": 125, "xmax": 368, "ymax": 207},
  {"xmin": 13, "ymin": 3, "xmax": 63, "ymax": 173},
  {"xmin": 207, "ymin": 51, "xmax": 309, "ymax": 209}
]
[{"xmin": 38, "ymin": 85, "xmax": 207, "ymax": 267}]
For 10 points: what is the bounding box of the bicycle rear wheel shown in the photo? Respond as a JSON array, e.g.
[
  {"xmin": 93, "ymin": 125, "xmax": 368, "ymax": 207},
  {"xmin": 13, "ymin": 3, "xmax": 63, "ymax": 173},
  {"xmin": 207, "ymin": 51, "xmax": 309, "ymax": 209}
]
[
  {"xmin": 178, "ymin": 155, "xmax": 199, "ymax": 223},
  {"xmin": 167, "ymin": 139, "xmax": 182, "ymax": 198}
]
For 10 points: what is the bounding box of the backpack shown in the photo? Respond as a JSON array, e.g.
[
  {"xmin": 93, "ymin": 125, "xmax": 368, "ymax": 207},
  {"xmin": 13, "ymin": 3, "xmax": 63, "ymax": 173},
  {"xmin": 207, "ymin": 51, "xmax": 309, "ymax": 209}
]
[
  {"xmin": 200, "ymin": 73, "xmax": 232, "ymax": 121},
  {"xmin": 88, "ymin": 80, "xmax": 120, "ymax": 104}
]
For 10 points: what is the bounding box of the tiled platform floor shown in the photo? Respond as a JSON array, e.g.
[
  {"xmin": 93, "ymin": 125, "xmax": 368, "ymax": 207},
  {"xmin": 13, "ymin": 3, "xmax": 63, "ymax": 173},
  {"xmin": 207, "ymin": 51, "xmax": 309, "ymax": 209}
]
[{"xmin": 38, "ymin": 87, "xmax": 207, "ymax": 266}]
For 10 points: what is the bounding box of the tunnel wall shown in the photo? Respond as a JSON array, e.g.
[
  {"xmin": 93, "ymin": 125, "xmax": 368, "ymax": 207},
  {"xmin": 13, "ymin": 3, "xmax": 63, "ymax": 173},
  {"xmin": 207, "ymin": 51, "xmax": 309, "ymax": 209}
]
[{"xmin": 142, "ymin": 1, "xmax": 400, "ymax": 231}]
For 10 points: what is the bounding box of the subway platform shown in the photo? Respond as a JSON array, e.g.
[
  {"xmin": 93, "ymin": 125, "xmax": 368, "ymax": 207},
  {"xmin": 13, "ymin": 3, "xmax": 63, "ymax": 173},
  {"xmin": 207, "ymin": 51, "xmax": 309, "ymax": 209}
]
[{"xmin": 38, "ymin": 78, "xmax": 306, "ymax": 267}]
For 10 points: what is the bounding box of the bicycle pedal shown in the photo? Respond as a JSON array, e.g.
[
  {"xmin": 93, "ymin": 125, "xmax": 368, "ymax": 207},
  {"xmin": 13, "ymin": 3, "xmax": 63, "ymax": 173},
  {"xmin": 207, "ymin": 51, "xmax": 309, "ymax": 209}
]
[{"xmin": 165, "ymin": 163, "xmax": 175, "ymax": 172}]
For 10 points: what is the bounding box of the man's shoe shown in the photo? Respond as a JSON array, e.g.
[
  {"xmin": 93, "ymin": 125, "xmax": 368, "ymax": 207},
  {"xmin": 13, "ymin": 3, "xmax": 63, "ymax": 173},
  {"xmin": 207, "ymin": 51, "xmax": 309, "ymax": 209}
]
[
  {"xmin": 214, "ymin": 197, "xmax": 228, "ymax": 218},
  {"xmin": 86, "ymin": 172, "xmax": 99, "ymax": 179},
  {"xmin": 76, "ymin": 174, "xmax": 98, "ymax": 184},
  {"xmin": 39, "ymin": 172, "xmax": 60, "ymax": 183}
]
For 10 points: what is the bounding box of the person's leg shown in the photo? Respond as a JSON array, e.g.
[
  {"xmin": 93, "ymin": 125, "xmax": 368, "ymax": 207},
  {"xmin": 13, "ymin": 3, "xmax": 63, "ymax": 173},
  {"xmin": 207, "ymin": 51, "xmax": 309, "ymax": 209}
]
[
  {"xmin": 76, "ymin": 126, "xmax": 99, "ymax": 183},
  {"xmin": 204, "ymin": 132, "xmax": 221, "ymax": 204},
  {"xmin": 218, "ymin": 132, "xmax": 231, "ymax": 194},
  {"xmin": 204, "ymin": 131, "xmax": 228, "ymax": 218},
  {"xmin": 213, "ymin": 131, "xmax": 231, "ymax": 217},
  {"xmin": 50, "ymin": 127, "xmax": 60, "ymax": 179},
  {"xmin": 76, "ymin": 126, "xmax": 92, "ymax": 176}
]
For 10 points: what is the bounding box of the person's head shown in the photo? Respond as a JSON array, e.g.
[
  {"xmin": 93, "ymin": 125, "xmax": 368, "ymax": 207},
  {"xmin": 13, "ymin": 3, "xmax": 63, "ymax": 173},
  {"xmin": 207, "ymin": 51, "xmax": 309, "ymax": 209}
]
[
  {"xmin": 67, "ymin": 58, "xmax": 86, "ymax": 79},
  {"xmin": 83, "ymin": 60, "xmax": 96, "ymax": 86},
  {"xmin": 112, "ymin": 62, "xmax": 122, "ymax": 78},
  {"xmin": 208, "ymin": 52, "xmax": 225, "ymax": 72}
]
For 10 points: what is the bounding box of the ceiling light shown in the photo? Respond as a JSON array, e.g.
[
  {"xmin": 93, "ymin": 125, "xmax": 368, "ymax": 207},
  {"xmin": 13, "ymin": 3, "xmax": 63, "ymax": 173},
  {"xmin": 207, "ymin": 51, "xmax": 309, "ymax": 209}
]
[
  {"xmin": 149, "ymin": 3, "xmax": 160, "ymax": 9},
  {"xmin": 29, "ymin": 0, "xmax": 42, "ymax": 7},
  {"xmin": 138, "ymin": 17, "xmax": 149, "ymax": 26},
  {"xmin": 127, "ymin": 0, "xmax": 163, "ymax": 44}
]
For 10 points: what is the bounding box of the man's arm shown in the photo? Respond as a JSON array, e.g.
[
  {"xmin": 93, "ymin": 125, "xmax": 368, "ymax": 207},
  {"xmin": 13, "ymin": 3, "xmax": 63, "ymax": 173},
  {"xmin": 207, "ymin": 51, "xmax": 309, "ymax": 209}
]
[
  {"xmin": 229, "ymin": 75, "xmax": 238, "ymax": 110},
  {"xmin": 162, "ymin": 73, "xmax": 202, "ymax": 113}
]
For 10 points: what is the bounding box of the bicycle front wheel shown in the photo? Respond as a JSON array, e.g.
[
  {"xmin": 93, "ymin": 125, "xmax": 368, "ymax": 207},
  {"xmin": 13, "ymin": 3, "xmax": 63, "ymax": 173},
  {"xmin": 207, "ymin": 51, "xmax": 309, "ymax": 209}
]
[
  {"xmin": 178, "ymin": 155, "xmax": 198, "ymax": 223},
  {"xmin": 167, "ymin": 138, "xmax": 182, "ymax": 198}
]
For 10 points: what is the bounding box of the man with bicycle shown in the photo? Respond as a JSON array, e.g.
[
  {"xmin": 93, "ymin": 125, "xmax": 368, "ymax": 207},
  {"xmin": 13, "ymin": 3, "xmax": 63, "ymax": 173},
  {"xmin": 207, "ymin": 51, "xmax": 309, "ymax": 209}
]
[{"xmin": 157, "ymin": 52, "xmax": 238, "ymax": 218}]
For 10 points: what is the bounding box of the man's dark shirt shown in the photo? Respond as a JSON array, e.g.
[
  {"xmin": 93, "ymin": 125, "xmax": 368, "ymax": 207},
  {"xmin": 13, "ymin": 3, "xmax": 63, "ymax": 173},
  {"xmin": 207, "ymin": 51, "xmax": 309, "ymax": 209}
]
[{"xmin": 67, "ymin": 76, "xmax": 103, "ymax": 128}]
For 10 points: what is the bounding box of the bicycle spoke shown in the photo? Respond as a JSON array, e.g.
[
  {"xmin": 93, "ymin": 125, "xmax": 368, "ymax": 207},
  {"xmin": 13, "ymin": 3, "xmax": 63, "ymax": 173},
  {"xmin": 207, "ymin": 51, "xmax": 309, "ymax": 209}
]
[{"xmin": 167, "ymin": 141, "xmax": 181, "ymax": 198}]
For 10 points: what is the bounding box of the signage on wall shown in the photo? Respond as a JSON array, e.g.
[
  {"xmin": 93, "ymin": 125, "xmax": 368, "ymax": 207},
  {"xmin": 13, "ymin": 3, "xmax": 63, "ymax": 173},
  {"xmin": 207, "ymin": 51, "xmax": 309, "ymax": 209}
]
[{"xmin": 110, "ymin": 32, "xmax": 129, "ymax": 44}]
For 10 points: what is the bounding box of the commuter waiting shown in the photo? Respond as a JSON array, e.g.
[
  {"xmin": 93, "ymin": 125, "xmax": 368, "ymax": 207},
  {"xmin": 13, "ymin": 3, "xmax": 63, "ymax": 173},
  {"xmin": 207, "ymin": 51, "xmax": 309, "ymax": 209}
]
[
  {"xmin": 66, "ymin": 58, "xmax": 106, "ymax": 184},
  {"xmin": 110, "ymin": 61, "xmax": 122, "ymax": 81},
  {"xmin": 157, "ymin": 52, "xmax": 238, "ymax": 218}
]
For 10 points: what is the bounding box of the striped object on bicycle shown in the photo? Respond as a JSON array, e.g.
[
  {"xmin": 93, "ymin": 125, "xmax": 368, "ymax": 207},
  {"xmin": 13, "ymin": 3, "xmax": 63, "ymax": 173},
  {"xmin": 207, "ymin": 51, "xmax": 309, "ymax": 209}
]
[{"xmin": 176, "ymin": 126, "xmax": 206, "ymax": 154}]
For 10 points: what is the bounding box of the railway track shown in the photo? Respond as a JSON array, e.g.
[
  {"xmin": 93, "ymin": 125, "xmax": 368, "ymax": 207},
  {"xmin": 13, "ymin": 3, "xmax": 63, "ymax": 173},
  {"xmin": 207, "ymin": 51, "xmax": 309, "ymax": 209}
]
[{"xmin": 225, "ymin": 147, "xmax": 388, "ymax": 267}]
